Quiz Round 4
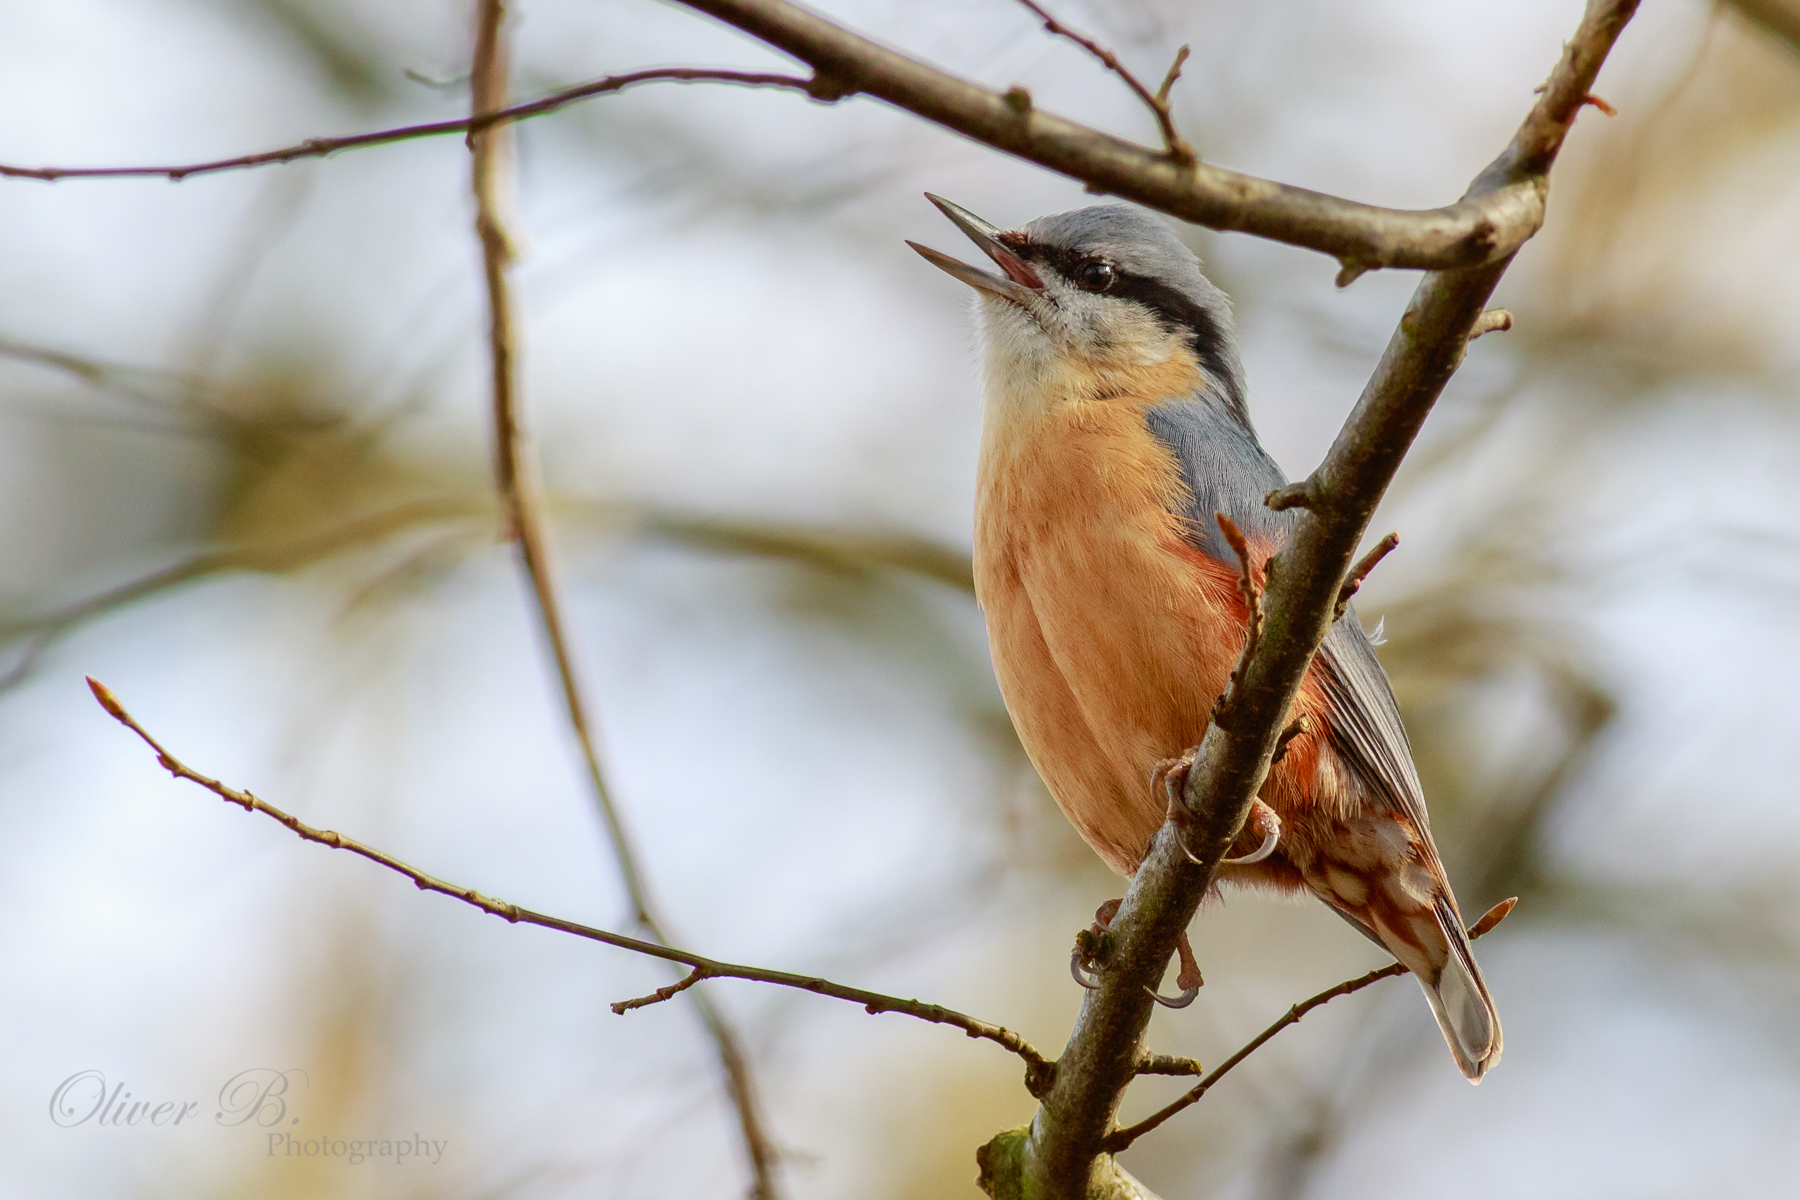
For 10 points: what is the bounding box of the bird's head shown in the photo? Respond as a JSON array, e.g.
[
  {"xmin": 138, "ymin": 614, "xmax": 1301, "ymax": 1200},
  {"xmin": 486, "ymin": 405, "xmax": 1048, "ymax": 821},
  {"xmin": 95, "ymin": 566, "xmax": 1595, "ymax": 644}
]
[{"xmin": 909, "ymin": 195, "xmax": 1246, "ymax": 420}]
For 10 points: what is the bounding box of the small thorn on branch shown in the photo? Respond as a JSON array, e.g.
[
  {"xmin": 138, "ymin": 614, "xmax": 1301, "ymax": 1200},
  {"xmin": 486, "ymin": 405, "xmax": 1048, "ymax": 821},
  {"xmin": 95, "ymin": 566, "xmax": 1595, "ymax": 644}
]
[
  {"xmin": 1271, "ymin": 714, "xmax": 1311, "ymax": 766},
  {"xmin": 612, "ymin": 965, "xmax": 712, "ymax": 1014},
  {"xmin": 1335, "ymin": 531, "xmax": 1399, "ymax": 619},
  {"xmin": 1583, "ymin": 93, "xmax": 1618, "ymax": 116},
  {"xmin": 1335, "ymin": 259, "xmax": 1372, "ymax": 288},
  {"xmin": 805, "ymin": 71, "xmax": 856, "ymax": 103},
  {"xmin": 1470, "ymin": 308, "xmax": 1514, "ymax": 339},
  {"xmin": 1265, "ymin": 482, "xmax": 1314, "ymax": 512}
]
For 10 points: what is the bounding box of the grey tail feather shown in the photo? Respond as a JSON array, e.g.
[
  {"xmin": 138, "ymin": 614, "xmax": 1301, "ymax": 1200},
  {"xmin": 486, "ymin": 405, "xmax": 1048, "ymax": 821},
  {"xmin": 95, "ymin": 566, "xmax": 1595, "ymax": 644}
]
[{"xmin": 1421, "ymin": 898, "xmax": 1502, "ymax": 1083}]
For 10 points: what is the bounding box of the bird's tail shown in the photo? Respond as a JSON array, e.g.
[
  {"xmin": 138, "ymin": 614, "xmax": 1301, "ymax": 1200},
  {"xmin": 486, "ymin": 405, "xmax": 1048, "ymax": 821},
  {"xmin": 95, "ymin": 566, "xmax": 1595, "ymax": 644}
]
[
  {"xmin": 1412, "ymin": 898, "xmax": 1502, "ymax": 1082},
  {"xmin": 1337, "ymin": 892, "xmax": 1502, "ymax": 1082}
]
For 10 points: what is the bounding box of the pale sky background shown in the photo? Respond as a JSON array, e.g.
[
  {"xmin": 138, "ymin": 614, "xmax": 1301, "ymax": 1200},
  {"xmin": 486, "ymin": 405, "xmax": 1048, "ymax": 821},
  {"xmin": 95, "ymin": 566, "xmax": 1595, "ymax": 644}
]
[{"xmin": 3, "ymin": 0, "xmax": 1800, "ymax": 1197}]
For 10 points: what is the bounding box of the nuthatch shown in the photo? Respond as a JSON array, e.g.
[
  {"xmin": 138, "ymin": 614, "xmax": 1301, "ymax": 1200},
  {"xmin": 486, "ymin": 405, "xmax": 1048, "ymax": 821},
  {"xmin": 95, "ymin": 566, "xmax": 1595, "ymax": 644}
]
[{"xmin": 910, "ymin": 195, "xmax": 1501, "ymax": 1082}]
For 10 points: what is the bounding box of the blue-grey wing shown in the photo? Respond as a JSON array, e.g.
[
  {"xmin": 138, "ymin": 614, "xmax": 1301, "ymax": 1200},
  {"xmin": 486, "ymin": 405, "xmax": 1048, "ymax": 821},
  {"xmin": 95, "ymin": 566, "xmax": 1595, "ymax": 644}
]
[
  {"xmin": 1144, "ymin": 396, "xmax": 1434, "ymax": 839},
  {"xmin": 1316, "ymin": 615, "xmax": 1435, "ymax": 839}
]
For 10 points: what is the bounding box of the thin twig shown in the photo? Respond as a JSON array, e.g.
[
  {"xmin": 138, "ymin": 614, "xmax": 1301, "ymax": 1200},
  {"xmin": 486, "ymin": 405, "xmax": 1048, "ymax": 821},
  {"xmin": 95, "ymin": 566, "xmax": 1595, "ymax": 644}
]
[
  {"xmin": 85, "ymin": 676, "xmax": 1054, "ymax": 1075},
  {"xmin": 465, "ymin": 7, "xmax": 785, "ymax": 1194},
  {"xmin": 1335, "ymin": 531, "xmax": 1400, "ymax": 619},
  {"xmin": 0, "ymin": 68, "xmax": 815, "ymax": 182},
  {"xmin": 1155, "ymin": 46, "xmax": 1191, "ymax": 108},
  {"xmin": 1104, "ymin": 897, "xmax": 1517, "ymax": 1153},
  {"xmin": 1134, "ymin": 1053, "xmax": 1205, "ymax": 1077},
  {"xmin": 613, "ymin": 966, "xmax": 712, "ymax": 1014},
  {"xmin": 1014, "ymin": 0, "xmax": 1195, "ymax": 164}
]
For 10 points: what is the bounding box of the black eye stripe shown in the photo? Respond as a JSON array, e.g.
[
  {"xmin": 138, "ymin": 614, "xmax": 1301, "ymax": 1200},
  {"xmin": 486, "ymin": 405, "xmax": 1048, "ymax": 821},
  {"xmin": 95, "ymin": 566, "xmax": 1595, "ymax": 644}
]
[{"xmin": 1025, "ymin": 244, "xmax": 1244, "ymax": 418}]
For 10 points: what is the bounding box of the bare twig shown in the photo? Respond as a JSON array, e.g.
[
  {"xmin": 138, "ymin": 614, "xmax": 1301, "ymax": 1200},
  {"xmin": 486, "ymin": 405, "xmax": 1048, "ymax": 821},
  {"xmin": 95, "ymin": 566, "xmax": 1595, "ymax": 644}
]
[
  {"xmin": 465, "ymin": 9, "xmax": 782, "ymax": 1193},
  {"xmin": 465, "ymin": 7, "xmax": 786, "ymax": 1193},
  {"xmin": 1335, "ymin": 531, "xmax": 1400, "ymax": 619},
  {"xmin": 85, "ymin": 676, "xmax": 1054, "ymax": 1077},
  {"xmin": 613, "ymin": 966, "xmax": 712, "ymax": 1014},
  {"xmin": 0, "ymin": 68, "xmax": 815, "ymax": 183},
  {"xmin": 1105, "ymin": 898, "xmax": 1517, "ymax": 1153},
  {"xmin": 1155, "ymin": 47, "xmax": 1191, "ymax": 109},
  {"xmin": 1134, "ymin": 1053, "xmax": 1205, "ymax": 1077},
  {"xmin": 1014, "ymin": 0, "xmax": 1195, "ymax": 164}
]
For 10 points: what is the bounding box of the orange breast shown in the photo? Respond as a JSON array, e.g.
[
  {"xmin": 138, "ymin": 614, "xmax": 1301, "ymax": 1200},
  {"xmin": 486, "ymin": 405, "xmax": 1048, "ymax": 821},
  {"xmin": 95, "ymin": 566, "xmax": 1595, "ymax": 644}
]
[{"xmin": 976, "ymin": 383, "xmax": 1248, "ymax": 874}]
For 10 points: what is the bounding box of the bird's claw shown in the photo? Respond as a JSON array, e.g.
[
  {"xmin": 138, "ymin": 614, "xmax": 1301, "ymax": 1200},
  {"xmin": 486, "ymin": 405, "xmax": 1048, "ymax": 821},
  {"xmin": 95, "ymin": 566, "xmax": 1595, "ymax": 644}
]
[
  {"xmin": 1145, "ymin": 932, "xmax": 1204, "ymax": 1007},
  {"xmin": 1145, "ymin": 983, "xmax": 1200, "ymax": 1009},
  {"xmin": 1150, "ymin": 753, "xmax": 1196, "ymax": 809},
  {"xmin": 1154, "ymin": 756, "xmax": 1213, "ymax": 864},
  {"xmin": 1221, "ymin": 800, "xmax": 1282, "ymax": 865},
  {"xmin": 1070, "ymin": 898, "xmax": 1123, "ymax": 991},
  {"xmin": 1070, "ymin": 948, "xmax": 1102, "ymax": 991}
]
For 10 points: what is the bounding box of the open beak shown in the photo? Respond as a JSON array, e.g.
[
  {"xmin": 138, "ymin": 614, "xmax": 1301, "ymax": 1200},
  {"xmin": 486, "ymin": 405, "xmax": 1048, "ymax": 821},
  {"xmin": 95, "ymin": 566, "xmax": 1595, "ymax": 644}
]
[{"xmin": 907, "ymin": 193, "xmax": 1044, "ymax": 304}]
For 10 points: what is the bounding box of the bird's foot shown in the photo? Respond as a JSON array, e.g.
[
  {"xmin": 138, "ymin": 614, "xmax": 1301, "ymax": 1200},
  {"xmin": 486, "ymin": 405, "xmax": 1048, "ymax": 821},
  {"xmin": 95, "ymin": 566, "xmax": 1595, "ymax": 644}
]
[
  {"xmin": 1146, "ymin": 931, "xmax": 1203, "ymax": 1008},
  {"xmin": 1070, "ymin": 898, "xmax": 1123, "ymax": 991},
  {"xmin": 1153, "ymin": 754, "xmax": 1212, "ymax": 866},
  {"xmin": 1150, "ymin": 752, "xmax": 1196, "ymax": 809},
  {"xmin": 1073, "ymin": 896, "xmax": 1204, "ymax": 1006},
  {"xmin": 1155, "ymin": 756, "xmax": 1281, "ymax": 867},
  {"xmin": 1221, "ymin": 799, "xmax": 1282, "ymax": 865}
]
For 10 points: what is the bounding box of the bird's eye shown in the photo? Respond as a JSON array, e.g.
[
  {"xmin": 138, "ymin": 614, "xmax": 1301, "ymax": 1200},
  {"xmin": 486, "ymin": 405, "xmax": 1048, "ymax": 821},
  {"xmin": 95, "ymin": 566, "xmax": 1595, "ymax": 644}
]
[{"xmin": 1075, "ymin": 260, "xmax": 1115, "ymax": 292}]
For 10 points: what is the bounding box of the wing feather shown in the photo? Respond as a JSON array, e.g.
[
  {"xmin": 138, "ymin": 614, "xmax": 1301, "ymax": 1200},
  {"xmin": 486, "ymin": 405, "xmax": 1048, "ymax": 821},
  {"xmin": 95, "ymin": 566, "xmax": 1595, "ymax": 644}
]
[{"xmin": 1145, "ymin": 395, "xmax": 1431, "ymax": 840}]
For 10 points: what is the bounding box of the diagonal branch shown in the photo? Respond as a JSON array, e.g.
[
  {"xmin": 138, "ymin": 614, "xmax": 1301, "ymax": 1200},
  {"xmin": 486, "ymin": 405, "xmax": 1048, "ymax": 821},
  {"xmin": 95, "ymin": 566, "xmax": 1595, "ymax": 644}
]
[
  {"xmin": 85, "ymin": 676, "xmax": 1054, "ymax": 1081},
  {"xmin": 976, "ymin": 3, "xmax": 1638, "ymax": 1196},
  {"xmin": 1013, "ymin": 0, "xmax": 1194, "ymax": 164},
  {"xmin": 1105, "ymin": 897, "xmax": 1517, "ymax": 1153},
  {"xmin": 0, "ymin": 68, "xmax": 817, "ymax": 183},
  {"xmin": 466, "ymin": 7, "xmax": 782, "ymax": 1194}
]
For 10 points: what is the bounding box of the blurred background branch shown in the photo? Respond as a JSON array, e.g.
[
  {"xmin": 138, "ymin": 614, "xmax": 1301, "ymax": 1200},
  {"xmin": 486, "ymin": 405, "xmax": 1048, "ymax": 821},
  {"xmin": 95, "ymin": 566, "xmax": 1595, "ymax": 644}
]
[{"xmin": 468, "ymin": 1, "xmax": 781, "ymax": 1192}]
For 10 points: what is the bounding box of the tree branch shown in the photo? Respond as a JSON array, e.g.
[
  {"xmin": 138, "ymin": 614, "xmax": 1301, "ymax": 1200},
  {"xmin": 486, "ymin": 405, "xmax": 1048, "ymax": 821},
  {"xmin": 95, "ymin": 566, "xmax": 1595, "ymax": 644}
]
[
  {"xmin": 971, "ymin": 3, "xmax": 1637, "ymax": 1195},
  {"xmin": 671, "ymin": 0, "xmax": 1566, "ymax": 271},
  {"xmin": 1105, "ymin": 897, "xmax": 1517, "ymax": 1153},
  {"xmin": 465, "ymin": 6, "xmax": 788, "ymax": 1194},
  {"xmin": 84, "ymin": 676, "xmax": 1054, "ymax": 1082},
  {"xmin": 0, "ymin": 68, "xmax": 816, "ymax": 182}
]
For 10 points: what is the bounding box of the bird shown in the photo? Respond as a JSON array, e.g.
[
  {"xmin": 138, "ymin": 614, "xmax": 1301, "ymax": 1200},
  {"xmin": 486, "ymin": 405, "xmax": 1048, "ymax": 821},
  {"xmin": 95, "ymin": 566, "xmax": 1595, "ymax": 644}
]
[{"xmin": 908, "ymin": 194, "xmax": 1502, "ymax": 1082}]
